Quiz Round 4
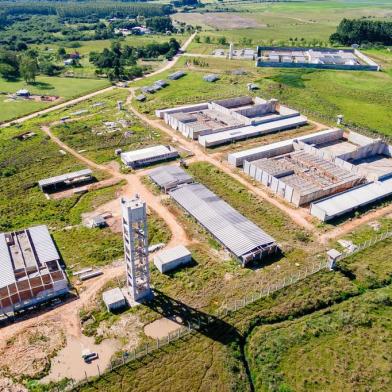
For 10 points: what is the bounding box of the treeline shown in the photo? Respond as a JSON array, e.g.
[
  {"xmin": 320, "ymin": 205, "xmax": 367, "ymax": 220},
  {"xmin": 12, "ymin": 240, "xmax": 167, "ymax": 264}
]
[
  {"xmin": 0, "ymin": 2, "xmax": 172, "ymax": 19},
  {"xmin": 330, "ymin": 18, "xmax": 392, "ymax": 46},
  {"xmin": 89, "ymin": 38, "xmax": 180, "ymax": 80}
]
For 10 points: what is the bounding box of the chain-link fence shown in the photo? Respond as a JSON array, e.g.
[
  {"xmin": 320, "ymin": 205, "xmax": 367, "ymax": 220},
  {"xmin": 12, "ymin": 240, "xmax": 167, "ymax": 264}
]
[{"xmin": 335, "ymin": 230, "xmax": 392, "ymax": 263}]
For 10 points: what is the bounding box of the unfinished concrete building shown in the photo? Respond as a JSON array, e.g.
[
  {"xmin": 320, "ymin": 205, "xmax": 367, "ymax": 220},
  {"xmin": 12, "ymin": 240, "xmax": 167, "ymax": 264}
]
[
  {"xmin": 121, "ymin": 196, "xmax": 151, "ymax": 303},
  {"xmin": 230, "ymin": 128, "xmax": 392, "ymax": 218},
  {"xmin": 256, "ymin": 47, "xmax": 380, "ymax": 71},
  {"xmin": 0, "ymin": 225, "xmax": 69, "ymax": 315},
  {"xmin": 156, "ymin": 96, "xmax": 306, "ymax": 147},
  {"xmin": 244, "ymin": 148, "xmax": 362, "ymax": 206},
  {"xmin": 38, "ymin": 169, "xmax": 93, "ymax": 193}
]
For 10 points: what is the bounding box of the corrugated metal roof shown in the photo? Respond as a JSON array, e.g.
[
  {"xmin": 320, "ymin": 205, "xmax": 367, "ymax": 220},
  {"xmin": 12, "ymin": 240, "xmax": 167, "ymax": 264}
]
[
  {"xmin": 149, "ymin": 165, "xmax": 193, "ymax": 189},
  {"xmin": 311, "ymin": 177, "xmax": 392, "ymax": 221},
  {"xmin": 169, "ymin": 183, "xmax": 276, "ymax": 258},
  {"xmin": 0, "ymin": 234, "xmax": 16, "ymax": 287},
  {"xmin": 121, "ymin": 145, "xmax": 178, "ymax": 164},
  {"xmin": 38, "ymin": 169, "xmax": 92, "ymax": 188},
  {"xmin": 155, "ymin": 245, "xmax": 191, "ymax": 265},
  {"xmin": 28, "ymin": 225, "xmax": 60, "ymax": 264},
  {"xmin": 199, "ymin": 116, "xmax": 307, "ymax": 147}
]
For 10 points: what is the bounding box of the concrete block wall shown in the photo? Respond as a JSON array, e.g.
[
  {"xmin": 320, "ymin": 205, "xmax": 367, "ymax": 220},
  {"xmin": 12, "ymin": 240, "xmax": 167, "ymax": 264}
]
[
  {"xmin": 347, "ymin": 131, "xmax": 376, "ymax": 147},
  {"xmin": 244, "ymin": 160, "xmax": 300, "ymax": 205},
  {"xmin": 157, "ymin": 103, "xmax": 208, "ymax": 119}
]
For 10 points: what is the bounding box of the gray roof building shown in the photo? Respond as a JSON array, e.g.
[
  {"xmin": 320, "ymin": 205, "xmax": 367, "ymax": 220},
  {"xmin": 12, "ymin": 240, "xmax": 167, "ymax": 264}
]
[
  {"xmin": 169, "ymin": 183, "xmax": 278, "ymax": 265},
  {"xmin": 149, "ymin": 165, "xmax": 193, "ymax": 191},
  {"xmin": 38, "ymin": 169, "xmax": 93, "ymax": 191}
]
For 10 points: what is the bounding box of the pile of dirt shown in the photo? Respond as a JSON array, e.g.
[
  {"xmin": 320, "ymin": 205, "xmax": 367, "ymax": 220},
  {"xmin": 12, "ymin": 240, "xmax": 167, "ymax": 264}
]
[
  {"xmin": 0, "ymin": 321, "xmax": 65, "ymax": 379},
  {"xmin": 0, "ymin": 376, "xmax": 27, "ymax": 392},
  {"xmin": 96, "ymin": 313, "xmax": 142, "ymax": 351}
]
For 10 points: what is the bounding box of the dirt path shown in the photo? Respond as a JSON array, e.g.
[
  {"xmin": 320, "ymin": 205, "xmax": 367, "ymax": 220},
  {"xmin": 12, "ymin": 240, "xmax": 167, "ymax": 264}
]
[
  {"xmin": 319, "ymin": 203, "xmax": 392, "ymax": 244},
  {"xmin": 0, "ymin": 264, "xmax": 124, "ymax": 345},
  {"xmin": 127, "ymin": 92, "xmax": 315, "ymax": 232},
  {"xmin": 0, "ymin": 33, "xmax": 196, "ymax": 129},
  {"xmin": 40, "ymin": 125, "xmax": 189, "ymax": 248}
]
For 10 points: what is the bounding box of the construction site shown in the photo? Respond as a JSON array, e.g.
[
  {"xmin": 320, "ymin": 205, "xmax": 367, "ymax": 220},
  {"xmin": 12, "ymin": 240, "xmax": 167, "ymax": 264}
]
[
  {"xmin": 156, "ymin": 96, "xmax": 307, "ymax": 147},
  {"xmin": 0, "ymin": 225, "xmax": 69, "ymax": 316},
  {"xmin": 229, "ymin": 128, "xmax": 392, "ymax": 220},
  {"xmin": 256, "ymin": 46, "xmax": 380, "ymax": 71}
]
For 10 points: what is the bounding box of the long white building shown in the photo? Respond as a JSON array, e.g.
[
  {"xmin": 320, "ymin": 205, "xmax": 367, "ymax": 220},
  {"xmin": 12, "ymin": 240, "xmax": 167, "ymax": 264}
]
[{"xmin": 121, "ymin": 145, "xmax": 179, "ymax": 169}]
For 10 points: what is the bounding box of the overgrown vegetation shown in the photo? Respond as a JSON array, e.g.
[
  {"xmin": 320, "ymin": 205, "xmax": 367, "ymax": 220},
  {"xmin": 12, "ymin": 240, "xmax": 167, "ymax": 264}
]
[
  {"xmin": 246, "ymin": 285, "xmax": 392, "ymax": 392},
  {"xmin": 330, "ymin": 18, "xmax": 392, "ymax": 46}
]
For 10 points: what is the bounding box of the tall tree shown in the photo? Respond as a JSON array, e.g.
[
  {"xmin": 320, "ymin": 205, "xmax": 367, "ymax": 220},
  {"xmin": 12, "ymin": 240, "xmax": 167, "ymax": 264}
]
[{"xmin": 20, "ymin": 55, "xmax": 38, "ymax": 84}]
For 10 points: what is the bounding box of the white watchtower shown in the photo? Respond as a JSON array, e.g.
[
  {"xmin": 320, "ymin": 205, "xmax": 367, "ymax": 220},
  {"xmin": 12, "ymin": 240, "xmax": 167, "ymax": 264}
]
[{"xmin": 121, "ymin": 195, "xmax": 151, "ymax": 303}]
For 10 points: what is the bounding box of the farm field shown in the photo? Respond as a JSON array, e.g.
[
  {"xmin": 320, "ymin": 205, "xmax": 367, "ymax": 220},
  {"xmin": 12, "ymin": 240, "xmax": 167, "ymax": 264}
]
[
  {"xmin": 180, "ymin": 0, "xmax": 392, "ymax": 51},
  {"xmin": 0, "ymin": 76, "xmax": 109, "ymax": 123}
]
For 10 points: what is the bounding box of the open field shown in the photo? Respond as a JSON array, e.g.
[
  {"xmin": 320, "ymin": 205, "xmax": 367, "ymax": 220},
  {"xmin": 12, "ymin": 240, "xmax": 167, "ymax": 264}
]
[
  {"xmin": 180, "ymin": 0, "xmax": 392, "ymax": 51},
  {"xmin": 0, "ymin": 76, "xmax": 109, "ymax": 124},
  {"xmin": 246, "ymin": 284, "xmax": 392, "ymax": 392},
  {"xmin": 36, "ymin": 34, "xmax": 188, "ymax": 56},
  {"xmin": 75, "ymin": 266, "xmax": 360, "ymax": 392},
  {"xmin": 134, "ymin": 52, "xmax": 392, "ymax": 137},
  {"xmin": 50, "ymin": 89, "xmax": 171, "ymax": 164}
]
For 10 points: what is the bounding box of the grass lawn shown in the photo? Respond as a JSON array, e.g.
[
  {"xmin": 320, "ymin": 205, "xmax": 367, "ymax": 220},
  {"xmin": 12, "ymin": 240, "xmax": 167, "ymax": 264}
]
[
  {"xmin": 0, "ymin": 76, "xmax": 109, "ymax": 123},
  {"xmin": 246, "ymin": 284, "xmax": 392, "ymax": 392}
]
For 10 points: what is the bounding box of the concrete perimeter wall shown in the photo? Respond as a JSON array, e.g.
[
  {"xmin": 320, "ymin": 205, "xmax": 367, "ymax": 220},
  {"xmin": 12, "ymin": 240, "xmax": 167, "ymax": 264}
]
[{"xmin": 228, "ymin": 128, "xmax": 342, "ymax": 167}]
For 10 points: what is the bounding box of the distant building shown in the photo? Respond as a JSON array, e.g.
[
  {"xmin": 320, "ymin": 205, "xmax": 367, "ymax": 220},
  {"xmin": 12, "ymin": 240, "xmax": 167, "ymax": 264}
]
[
  {"xmin": 16, "ymin": 89, "xmax": 30, "ymax": 97},
  {"xmin": 64, "ymin": 59, "xmax": 74, "ymax": 66},
  {"xmin": 38, "ymin": 169, "xmax": 93, "ymax": 193},
  {"xmin": 0, "ymin": 225, "xmax": 69, "ymax": 314},
  {"xmin": 168, "ymin": 71, "xmax": 185, "ymax": 80},
  {"xmin": 203, "ymin": 74, "xmax": 219, "ymax": 82},
  {"xmin": 256, "ymin": 46, "xmax": 380, "ymax": 71},
  {"xmin": 121, "ymin": 145, "xmax": 179, "ymax": 169}
]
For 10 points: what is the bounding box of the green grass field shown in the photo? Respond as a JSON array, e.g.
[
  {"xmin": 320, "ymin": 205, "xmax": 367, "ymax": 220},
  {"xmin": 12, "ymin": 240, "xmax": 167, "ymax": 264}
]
[
  {"xmin": 246, "ymin": 284, "xmax": 392, "ymax": 392},
  {"xmin": 50, "ymin": 89, "xmax": 171, "ymax": 164},
  {"xmin": 134, "ymin": 51, "xmax": 392, "ymax": 137},
  {"xmin": 180, "ymin": 0, "xmax": 392, "ymax": 51},
  {"xmin": 0, "ymin": 76, "xmax": 109, "ymax": 123}
]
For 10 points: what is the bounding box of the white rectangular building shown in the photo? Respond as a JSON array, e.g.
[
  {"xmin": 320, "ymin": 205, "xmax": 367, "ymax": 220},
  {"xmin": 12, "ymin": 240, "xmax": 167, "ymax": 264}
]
[
  {"xmin": 102, "ymin": 287, "xmax": 126, "ymax": 311},
  {"xmin": 121, "ymin": 145, "xmax": 179, "ymax": 169},
  {"xmin": 154, "ymin": 245, "xmax": 192, "ymax": 273}
]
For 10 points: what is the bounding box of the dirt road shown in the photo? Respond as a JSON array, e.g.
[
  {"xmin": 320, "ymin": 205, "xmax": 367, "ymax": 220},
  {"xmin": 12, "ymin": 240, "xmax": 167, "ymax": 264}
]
[
  {"xmin": 0, "ymin": 33, "xmax": 196, "ymax": 129},
  {"xmin": 0, "ymin": 34, "xmax": 197, "ymax": 350},
  {"xmin": 127, "ymin": 91, "xmax": 315, "ymax": 232}
]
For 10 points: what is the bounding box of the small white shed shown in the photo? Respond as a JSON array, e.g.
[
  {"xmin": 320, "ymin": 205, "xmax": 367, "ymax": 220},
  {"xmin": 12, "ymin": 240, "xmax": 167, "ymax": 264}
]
[
  {"xmin": 102, "ymin": 288, "xmax": 126, "ymax": 311},
  {"xmin": 154, "ymin": 245, "xmax": 192, "ymax": 273}
]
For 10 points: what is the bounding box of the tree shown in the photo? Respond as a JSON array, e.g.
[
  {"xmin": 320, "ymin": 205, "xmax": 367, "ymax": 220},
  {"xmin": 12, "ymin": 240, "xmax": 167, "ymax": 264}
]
[
  {"xmin": 0, "ymin": 50, "xmax": 19, "ymax": 79},
  {"xmin": 57, "ymin": 47, "xmax": 66, "ymax": 59},
  {"xmin": 20, "ymin": 55, "xmax": 38, "ymax": 84},
  {"xmin": 145, "ymin": 16, "xmax": 174, "ymax": 33},
  {"xmin": 217, "ymin": 36, "xmax": 227, "ymax": 45}
]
